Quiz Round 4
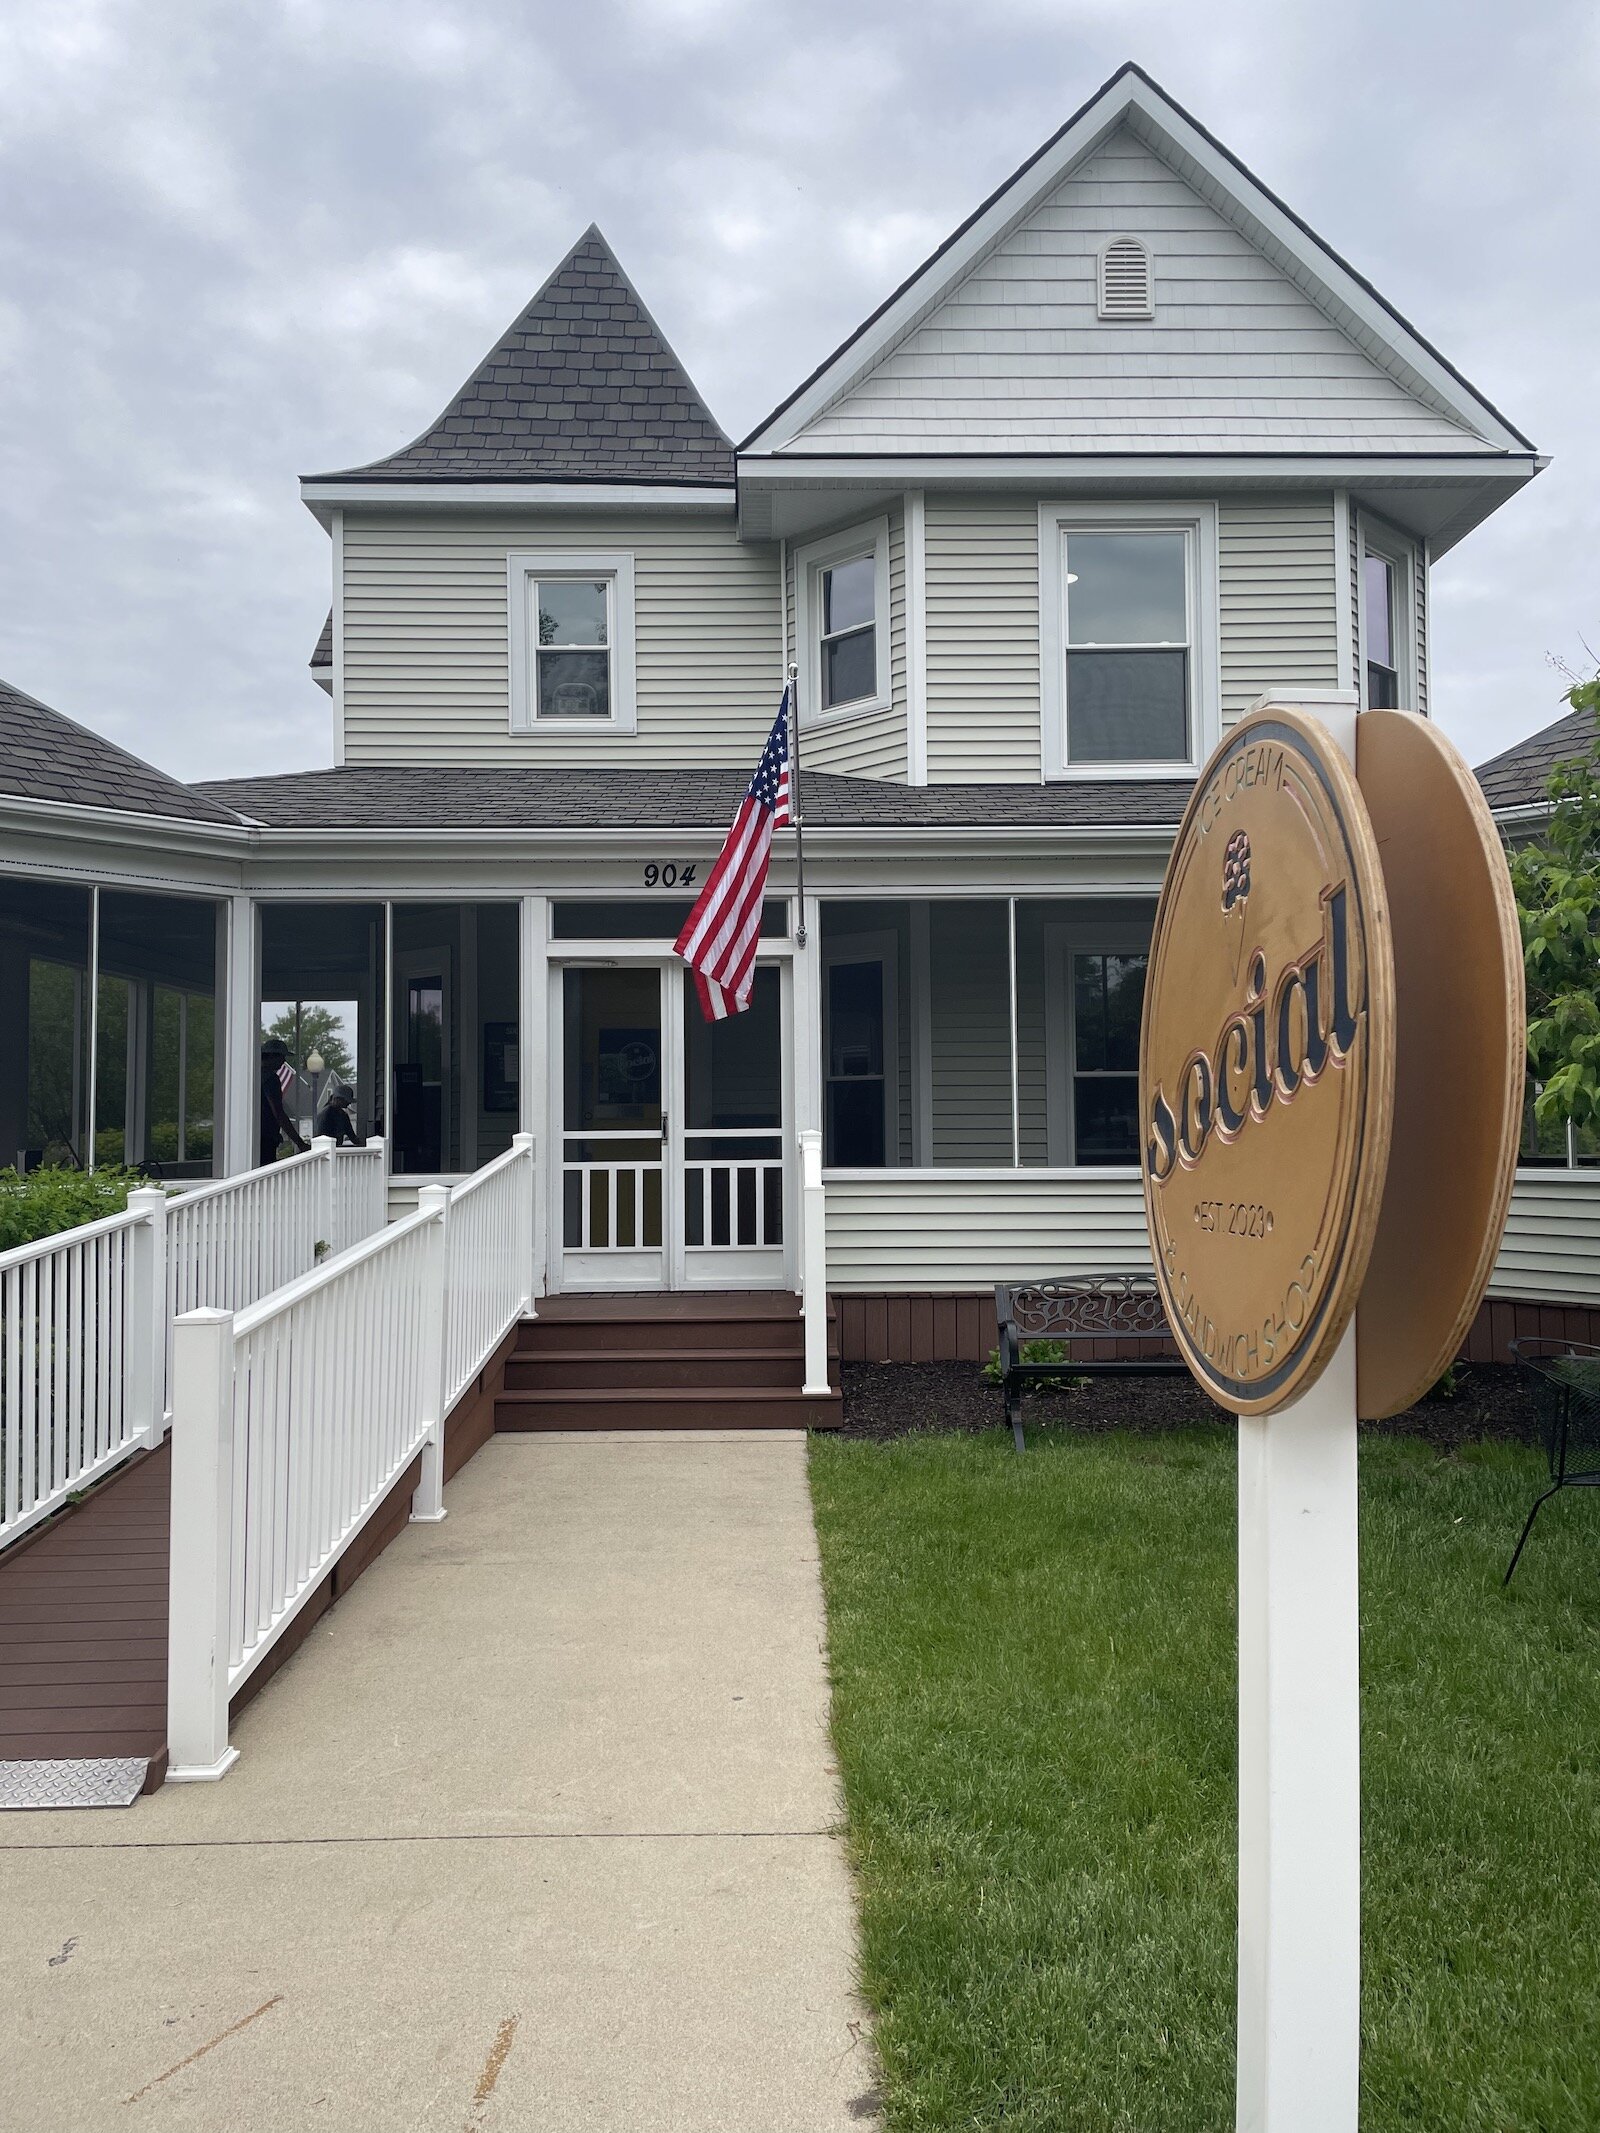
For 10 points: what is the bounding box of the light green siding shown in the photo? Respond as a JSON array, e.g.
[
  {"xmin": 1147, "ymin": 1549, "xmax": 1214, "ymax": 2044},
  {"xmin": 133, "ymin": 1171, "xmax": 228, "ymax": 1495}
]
[{"xmin": 341, "ymin": 510, "xmax": 780, "ymax": 765}]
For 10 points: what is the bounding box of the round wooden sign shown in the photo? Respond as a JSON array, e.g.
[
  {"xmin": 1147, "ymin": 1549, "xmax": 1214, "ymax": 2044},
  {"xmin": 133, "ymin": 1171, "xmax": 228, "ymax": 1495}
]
[
  {"xmin": 1353, "ymin": 711, "xmax": 1525, "ymax": 1419},
  {"xmin": 1140, "ymin": 706, "xmax": 1395, "ymax": 1415}
]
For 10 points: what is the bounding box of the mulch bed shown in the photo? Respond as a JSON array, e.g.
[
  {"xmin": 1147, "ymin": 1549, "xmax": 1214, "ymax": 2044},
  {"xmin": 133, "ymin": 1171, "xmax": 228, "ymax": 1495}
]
[{"xmin": 839, "ymin": 1359, "xmax": 1540, "ymax": 1452}]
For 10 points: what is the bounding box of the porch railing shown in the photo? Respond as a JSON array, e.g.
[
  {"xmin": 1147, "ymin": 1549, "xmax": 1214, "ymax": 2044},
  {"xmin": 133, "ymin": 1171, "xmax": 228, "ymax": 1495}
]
[
  {"xmin": 0, "ymin": 1140, "xmax": 389, "ymax": 1556},
  {"xmin": 167, "ymin": 1134, "xmax": 537, "ymax": 1780},
  {"xmin": 0, "ymin": 1192, "xmax": 166, "ymax": 1552}
]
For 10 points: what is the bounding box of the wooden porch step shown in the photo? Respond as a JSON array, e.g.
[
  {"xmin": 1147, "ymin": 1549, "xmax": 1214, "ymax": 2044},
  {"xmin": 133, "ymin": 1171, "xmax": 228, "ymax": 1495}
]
[
  {"xmin": 517, "ymin": 1293, "xmax": 834, "ymax": 1357},
  {"xmin": 505, "ymin": 1347, "xmax": 811, "ymax": 1392},
  {"xmin": 494, "ymin": 1386, "xmax": 843, "ymax": 1432}
]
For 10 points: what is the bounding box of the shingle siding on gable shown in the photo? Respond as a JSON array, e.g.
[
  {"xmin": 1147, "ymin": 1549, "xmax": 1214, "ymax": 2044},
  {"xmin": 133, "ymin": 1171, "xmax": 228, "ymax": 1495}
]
[
  {"xmin": 340, "ymin": 511, "xmax": 779, "ymax": 766},
  {"xmin": 791, "ymin": 132, "xmax": 1480, "ymax": 456}
]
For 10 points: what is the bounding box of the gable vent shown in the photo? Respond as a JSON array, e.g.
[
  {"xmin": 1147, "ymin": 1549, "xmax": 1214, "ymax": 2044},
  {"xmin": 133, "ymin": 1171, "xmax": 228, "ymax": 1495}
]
[{"xmin": 1097, "ymin": 236, "xmax": 1153, "ymax": 320}]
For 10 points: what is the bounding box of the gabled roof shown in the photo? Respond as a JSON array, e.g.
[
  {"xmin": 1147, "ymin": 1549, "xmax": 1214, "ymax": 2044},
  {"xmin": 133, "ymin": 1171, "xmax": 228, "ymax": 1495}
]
[
  {"xmin": 312, "ymin": 226, "xmax": 734, "ymax": 487},
  {"xmin": 191, "ymin": 763, "xmax": 1188, "ymax": 833},
  {"xmin": 0, "ymin": 678, "xmax": 242, "ymax": 826},
  {"xmin": 741, "ymin": 61, "xmax": 1535, "ymax": 461},
  {"xmin": 1475, "ymin": 702, "xmax": 1598, "ymax": 814}
]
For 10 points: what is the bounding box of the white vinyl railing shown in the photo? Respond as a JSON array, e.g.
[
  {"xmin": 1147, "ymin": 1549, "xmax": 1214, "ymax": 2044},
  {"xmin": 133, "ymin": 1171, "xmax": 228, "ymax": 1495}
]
[
  {"xmin": 0, "ymin": 1140, "xmax": 390, "ymax": 1557},
  {"xmin": 798, "ymin": 1130, "xmax": 829, "ymax": 1397},
  {"xmin": 443, "ymin": 1137, "xmax": 537, "ymax": 1409},
  {"xmin": 0, "ymin": 1192, "xmax": 166, "ymax": 1551},
  {"xmin": 168, "ymin": 1134, "xmax": 536, "ymax": 1780}
]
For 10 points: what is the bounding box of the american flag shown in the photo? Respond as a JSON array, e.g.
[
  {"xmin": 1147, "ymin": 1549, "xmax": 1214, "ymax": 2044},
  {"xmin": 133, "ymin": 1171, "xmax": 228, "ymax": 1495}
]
[
  {"xmin": 675, "ymin": 689, "xmax": 792, "ymax": 1021},
  {"xmin": 276, "ymin": 1059, "xmax": 296, "ymax": 1097}
]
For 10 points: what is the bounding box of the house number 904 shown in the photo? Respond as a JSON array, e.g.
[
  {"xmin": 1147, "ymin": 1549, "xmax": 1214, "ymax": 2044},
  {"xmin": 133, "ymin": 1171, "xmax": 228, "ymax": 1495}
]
[{"xmin": 643, "ymin": 864, "xmax": 697, "ymax": 889}]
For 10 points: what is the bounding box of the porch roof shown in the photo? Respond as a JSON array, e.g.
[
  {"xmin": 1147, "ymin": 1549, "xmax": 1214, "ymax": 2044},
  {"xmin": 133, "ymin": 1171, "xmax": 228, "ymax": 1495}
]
[
  {"xmin": 193, "ymin": 763, "xmax": 1191, "ymax": 832},
  {"xmin": 0, "ymin": 676, "xmax": 244, "ymax": 827},
  {"xmin": 1475, "ymin": 702, "xmax": 1596, "ymax": 816}
]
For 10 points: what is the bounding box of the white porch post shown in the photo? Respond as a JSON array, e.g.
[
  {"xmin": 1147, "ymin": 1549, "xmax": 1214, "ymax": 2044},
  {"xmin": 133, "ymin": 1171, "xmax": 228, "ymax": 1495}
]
[
  {"xmin": 166, "ymin": 1308, "xmax": 240, "ymax": 1782},
  {"xmin": 795, "ymin": 891, "xmax": 827, "ymax": 1392},
  {"xmin": 411, "ymin": 1182, "xmax": 451, "ymax": 1523},
  {"xmin": 511, "ymin": 1131, "xmax": 537, "ymax": 1311},
  {"xmin": 222, "ymin": 894, "xmax": 257, "ymax": 1176},
  {"xmin": 519, "ymin": 895, "xmax": 549, "ymax": 1298},
  {"xmin": 124, "ymin": 1185, "xmax": 169, "ymax": 1448},
  {"xmin": 1237, "ymin": 691, "xmax": 1362, "ymax": 2133}
]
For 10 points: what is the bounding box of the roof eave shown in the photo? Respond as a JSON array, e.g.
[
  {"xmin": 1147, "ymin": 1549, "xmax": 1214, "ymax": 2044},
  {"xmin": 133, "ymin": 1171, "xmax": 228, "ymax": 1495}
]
[{"xmin": 299, "ymin": 477, "xmax": 737, "ymax": 530}]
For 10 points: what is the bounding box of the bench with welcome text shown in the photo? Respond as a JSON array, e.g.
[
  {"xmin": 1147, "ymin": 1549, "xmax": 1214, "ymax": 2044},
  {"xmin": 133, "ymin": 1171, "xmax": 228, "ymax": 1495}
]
[{"xmin": 994, "ymin": 1273, "xmax": 1188, "ymax": 1450}]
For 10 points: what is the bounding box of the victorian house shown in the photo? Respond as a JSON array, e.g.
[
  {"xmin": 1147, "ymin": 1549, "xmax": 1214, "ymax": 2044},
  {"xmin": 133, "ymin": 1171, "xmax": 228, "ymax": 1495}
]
[{"xmin": 5, "ymin": 63, "xmax": 1579, "ymax": 1365}]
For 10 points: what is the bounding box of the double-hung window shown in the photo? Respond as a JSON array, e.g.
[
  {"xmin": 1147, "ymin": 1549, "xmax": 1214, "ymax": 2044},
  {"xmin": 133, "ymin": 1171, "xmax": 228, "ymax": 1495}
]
[
  {"xmin": 1039, "ymin": 503, "xmax": 1218, "ymax": 778},
  {"xmin": 508, "ymin": 551, "xmax": 637, "ymax": 733},
  {"xmin": 1358, "ymin": 524, "xmax": 1413, "ymax": 710},
  {"xmin": 797, "ymin": 517, "xmax": 891, "ymax": 723}
]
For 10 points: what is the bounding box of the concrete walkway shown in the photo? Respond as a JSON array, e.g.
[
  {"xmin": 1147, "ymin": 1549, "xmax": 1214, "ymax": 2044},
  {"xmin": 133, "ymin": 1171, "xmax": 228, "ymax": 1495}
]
[{"xmin": 1, "ymin": 1431, "xmax": 878, "ymax": 2131}]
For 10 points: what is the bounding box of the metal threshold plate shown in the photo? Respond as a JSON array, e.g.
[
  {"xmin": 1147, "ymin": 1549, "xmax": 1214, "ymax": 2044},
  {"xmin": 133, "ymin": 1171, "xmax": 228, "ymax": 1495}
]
[{"xmin": 0, "ymin": 1757, "xmax": 148, "ymax": 1810}]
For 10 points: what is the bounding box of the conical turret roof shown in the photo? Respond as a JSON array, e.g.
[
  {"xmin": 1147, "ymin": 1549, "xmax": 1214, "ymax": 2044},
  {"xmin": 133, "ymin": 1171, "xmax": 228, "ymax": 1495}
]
[{"xmin": 322, "ymin": 226, "xmax": 733, "ymax": 485}]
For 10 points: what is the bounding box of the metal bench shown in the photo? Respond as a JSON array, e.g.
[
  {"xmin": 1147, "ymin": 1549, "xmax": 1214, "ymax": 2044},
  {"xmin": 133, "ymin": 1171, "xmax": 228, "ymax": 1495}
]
[
  {"xmin": 994, "ymin": 1272, "xmax": 1187, "ymax": 1451},
  {"xmin": 1504, "ymin": 1339, "xmax": 1600, "ymax": 1583}
]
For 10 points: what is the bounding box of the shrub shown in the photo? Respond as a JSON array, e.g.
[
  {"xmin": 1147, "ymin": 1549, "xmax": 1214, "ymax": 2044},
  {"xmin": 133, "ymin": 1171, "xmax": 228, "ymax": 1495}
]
[
  {"xmin": 981, "ymin": 1338, "xmax": 1090, "ymax": 1394},
  {"xmin": 0, "ymin": 1167, "xmax": 147, "ymax": 1253}
]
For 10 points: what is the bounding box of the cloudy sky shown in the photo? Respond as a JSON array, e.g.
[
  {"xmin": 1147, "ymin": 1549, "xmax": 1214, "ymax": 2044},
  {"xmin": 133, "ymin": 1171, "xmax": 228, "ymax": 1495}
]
[{"xmin": 0, "ymin": 0, "xmax": 1594, "ymax": 783}]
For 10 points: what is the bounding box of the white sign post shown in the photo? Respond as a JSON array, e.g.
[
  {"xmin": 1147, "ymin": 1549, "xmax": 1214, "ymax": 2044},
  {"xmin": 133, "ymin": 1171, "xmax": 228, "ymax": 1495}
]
[
  {"xmin": 1233, "ymin": 697, "xmax": 1362, "ymax": 2133},
  {"xmin": 1236, "ymin": 1325, "xmax": 1361, "ymax": 2132}
]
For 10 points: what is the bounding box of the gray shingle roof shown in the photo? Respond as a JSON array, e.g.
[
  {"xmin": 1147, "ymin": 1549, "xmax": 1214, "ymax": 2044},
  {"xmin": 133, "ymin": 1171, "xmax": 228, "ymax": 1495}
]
[
  {"xmin": 310, "ymin": 611, "xmax": 332, "ymax": 668},
  {"xmin": 0, "ymin": 677, "xmax": 242, "ymax": 825},
  {"xmin": 1475, "ymin": 703, "xmax": 1598, "ymax": 811},
  {"xmin": 315, "ymin": 227, "xmax": 734, "ymax": 486},
  {"xmin": 191, "ymin": 763, "xmax": 1188, "ymax": 832}
]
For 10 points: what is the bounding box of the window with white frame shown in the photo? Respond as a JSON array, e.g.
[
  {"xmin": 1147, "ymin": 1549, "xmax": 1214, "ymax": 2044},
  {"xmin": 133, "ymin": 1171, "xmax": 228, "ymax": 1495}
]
[
  {"xmin": 1358, "ymin": 523, "xmax": 1413, "ymax": 711},
  {"xmin": 797, "ymin": 518, "xmax": 891, "ymax": 723},
  {"xmin": 1039, "ymin": 503, "xmax": 1218, "ymax": 778},
  {"xmin": 507, "ymin": 551, "xmax": 637, "ymax": 733}
]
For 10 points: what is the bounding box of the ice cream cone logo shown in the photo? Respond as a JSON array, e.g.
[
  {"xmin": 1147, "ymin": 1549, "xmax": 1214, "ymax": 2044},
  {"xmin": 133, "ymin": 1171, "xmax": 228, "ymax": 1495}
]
[{"xmin": 1222, "ymin": 828, "xmax": 1252, "ymax": 979}]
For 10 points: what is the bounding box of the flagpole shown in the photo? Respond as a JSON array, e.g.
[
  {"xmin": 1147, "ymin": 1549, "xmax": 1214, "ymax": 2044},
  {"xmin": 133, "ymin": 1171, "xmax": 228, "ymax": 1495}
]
[{"xmin": 787, "ymin": 660, "xmax": 808, "ymax": 947}]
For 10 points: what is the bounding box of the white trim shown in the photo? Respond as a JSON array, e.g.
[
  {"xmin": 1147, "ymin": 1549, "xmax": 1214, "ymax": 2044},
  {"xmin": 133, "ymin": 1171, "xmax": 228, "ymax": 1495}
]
[
  {"xmin": 822, "ymin": 1164, "xmax": 1142, "ymax": 1182},
  {"xmin": 330, "ymin": 508, "xmax": 346, "ymax": 765},
  {"xmin": 741, "ymin": 70, "xmax": 1528, "ymax": 455},
  {"xmin": 793, "ymin": 516, "xmax": 892, "ymax": 728},
  {"xmin": 302, "ymin": 481, "xmax": 734, "ymax": 513},
  {"xmin": 821, "ymin": 927, "xmax": 901, "ymax": 1168},
  {"xmin": 1331, "ymin": 489, "xmax": 1355, "ymax": 692},
  {"xmin": 1038, "ymin": 498, "xmax": 1220, "ymax": 780},
  {"xmin": 904, "ymin": 490, "xmax": 929, "ymax": 785},
  {"xmin": 1354, "ymin": 512, "xmax": 1417, "ymax": 712},
  {"xmin": 507, "ymin": 551, "xmax": 637, "ymax": 735}
]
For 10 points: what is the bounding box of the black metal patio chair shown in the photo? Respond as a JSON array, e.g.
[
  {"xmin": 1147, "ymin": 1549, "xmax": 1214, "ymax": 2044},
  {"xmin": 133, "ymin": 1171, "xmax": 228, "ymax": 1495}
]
[{"xmin": 1504, "ymin": 1339, "xmax": 1600, "ymax": 1584}]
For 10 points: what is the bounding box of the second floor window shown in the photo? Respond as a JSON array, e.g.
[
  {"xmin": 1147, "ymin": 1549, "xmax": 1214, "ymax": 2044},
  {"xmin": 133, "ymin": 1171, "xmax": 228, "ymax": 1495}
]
[
  {"xmin": 820, "ymin": 555, "xmax": 877, "ymax": 711},
  {"xmin": 536, "ymin": 577, "xmax": 611, "ymax": 718},
  {"xmin": 1065, "ymin": 531, "xmax": 1190, "ymax": 764},
  {"xmin": 798, "ymin": 516, "xmax": 891, "ymax": 723},
  {"xmin": 508, "ymin": 550, "xmax": 637, "ymax": 734},
  {"xmin": 1040, "ymin": 502, "xmax": 1217, "ymax": 779},
  {"xmin": 1363, "ymin": 551, "xmax": 1399, "ymax": 708}
]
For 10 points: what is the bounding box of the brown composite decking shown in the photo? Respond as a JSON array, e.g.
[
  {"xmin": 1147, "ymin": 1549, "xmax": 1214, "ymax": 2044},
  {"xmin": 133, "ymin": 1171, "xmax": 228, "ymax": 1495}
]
[{"xmin": 0, "ymin": 1443, "xmax": 170, "ymax": 1773}]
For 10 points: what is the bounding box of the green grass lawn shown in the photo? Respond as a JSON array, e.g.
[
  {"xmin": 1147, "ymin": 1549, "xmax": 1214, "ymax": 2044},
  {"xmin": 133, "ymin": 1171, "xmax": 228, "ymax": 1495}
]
[{"xmin": 810, "ymin": 1423, "xmax": 1600, "ymax": 2132}]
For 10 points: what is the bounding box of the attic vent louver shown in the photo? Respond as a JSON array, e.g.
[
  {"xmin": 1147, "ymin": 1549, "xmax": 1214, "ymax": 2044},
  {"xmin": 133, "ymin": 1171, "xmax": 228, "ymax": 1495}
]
[{"xmin": 1098, "ymin": 236, "xmax": 1153, "ymax": 320}]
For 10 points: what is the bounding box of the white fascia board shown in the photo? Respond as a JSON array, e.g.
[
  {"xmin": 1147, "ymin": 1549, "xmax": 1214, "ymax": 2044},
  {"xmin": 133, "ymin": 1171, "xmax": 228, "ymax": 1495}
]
[
  {"xmin": 740, "ymin": 452, "xmax": 1539, "ymax": 487},
  {"xmin": 300, "ymin": 480, "xmax": 736, "ymax": 526},
  {"xmin": 744, "ymin": 69, "xmax": 1534, "ymax": 457}
]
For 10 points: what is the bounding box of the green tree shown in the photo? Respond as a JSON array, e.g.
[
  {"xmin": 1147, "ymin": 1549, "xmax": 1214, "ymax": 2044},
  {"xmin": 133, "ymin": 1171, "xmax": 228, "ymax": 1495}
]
[
  {"xmin": 1509, "ymin": 673, "xmax": 1600, "ymax": 1140},
  {"xmin": 260, "ymin": 1002, "xmax": 354, "ymax": 1081}
]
